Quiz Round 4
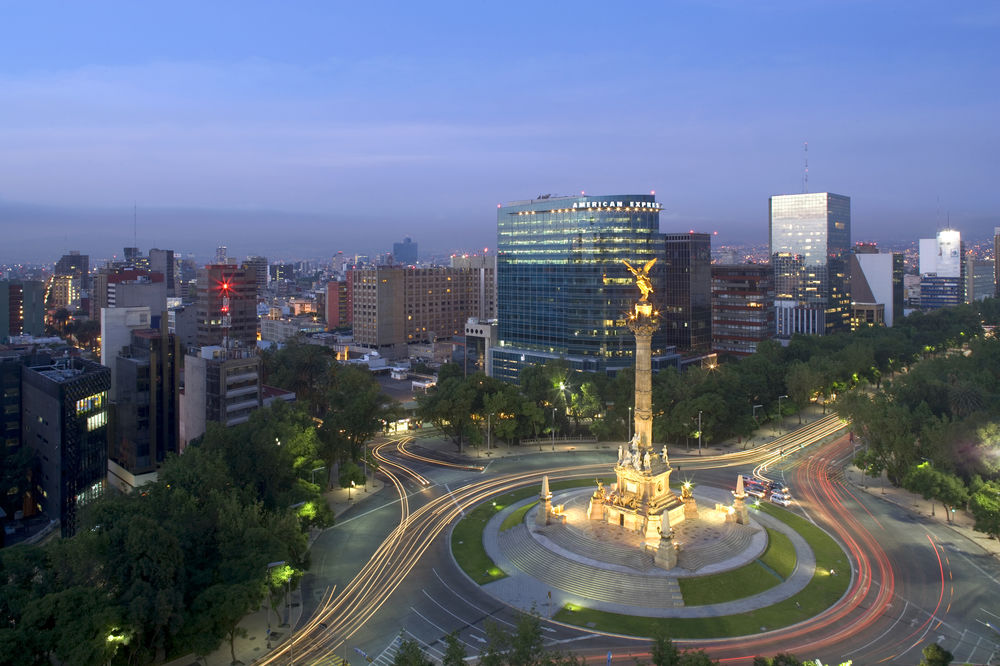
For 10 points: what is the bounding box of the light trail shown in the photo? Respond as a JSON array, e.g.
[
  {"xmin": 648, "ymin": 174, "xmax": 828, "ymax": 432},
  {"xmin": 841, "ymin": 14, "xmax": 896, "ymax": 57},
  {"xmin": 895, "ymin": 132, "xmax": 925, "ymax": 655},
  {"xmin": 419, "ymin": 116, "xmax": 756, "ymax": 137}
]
[
  {"xmin": 263, "ymin": 413, "xmax": 918, "ymax": 665},
  {"xmin": 395, "ymin": 436, "xmax": 486, "ymax": 472}
]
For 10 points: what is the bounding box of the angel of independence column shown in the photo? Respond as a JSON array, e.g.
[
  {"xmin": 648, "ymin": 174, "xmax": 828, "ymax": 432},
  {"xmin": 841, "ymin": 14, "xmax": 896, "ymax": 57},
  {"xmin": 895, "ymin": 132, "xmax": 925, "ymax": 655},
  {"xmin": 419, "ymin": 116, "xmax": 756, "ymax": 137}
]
[{"xmin": 623, "ymin": 258, "xmax": 659, "ymax": 451}]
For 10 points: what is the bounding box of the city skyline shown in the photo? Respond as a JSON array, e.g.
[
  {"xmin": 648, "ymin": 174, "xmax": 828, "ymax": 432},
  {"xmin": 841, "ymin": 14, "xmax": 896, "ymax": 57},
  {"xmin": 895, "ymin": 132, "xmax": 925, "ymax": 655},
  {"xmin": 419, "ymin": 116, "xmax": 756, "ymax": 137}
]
[{"xmin": 2, "ymin": 1, "xmax": 998, "ymax": 262}]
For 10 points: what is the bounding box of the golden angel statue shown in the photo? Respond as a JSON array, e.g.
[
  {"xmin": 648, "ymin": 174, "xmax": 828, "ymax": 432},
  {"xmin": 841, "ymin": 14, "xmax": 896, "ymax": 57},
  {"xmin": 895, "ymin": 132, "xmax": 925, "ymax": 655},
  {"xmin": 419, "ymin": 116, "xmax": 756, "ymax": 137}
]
[{"xmin": 622, "ymin": 258, "xmax": 657, "ymax": 302}]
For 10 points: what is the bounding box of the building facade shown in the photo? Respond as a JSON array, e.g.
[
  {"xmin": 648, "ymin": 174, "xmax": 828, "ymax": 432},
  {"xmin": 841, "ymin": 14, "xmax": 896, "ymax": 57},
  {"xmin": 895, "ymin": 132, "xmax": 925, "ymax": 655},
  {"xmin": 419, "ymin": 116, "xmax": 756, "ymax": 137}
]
[
  {"xmin": 180, "ymin": 347, "xmax": 262, "ymax": 446},
  {"xmin": 21, "ymin": 358, "xmax": 110, "ymax": 536},
  {"xmin": 148, "ymin": 248, "xmax": 176, "ymax": 297},
  {"xmin": 450, "ymin": 253, "xmax": 497, "ymax": 320},
  {"xmin": 393, "ymin": 237, "xmax": 418, "ymax": 265},
  {"xmin": 351, "ymin": 266, "xmax": 489, "ymax": 359},
  {"xmin": 965, "ymin": 258, "xmax": 994, "ymax": 303},
  {"xmin": 109, "ymin": 326, "xmax": 180, "ymax": 492},
  {"xmin": 325, "ymin": 279, "xmax": 352, "ymax": 329},
  {"xmin": 850, "ymin": 249, "xmax": 904, "ymax": 328},
  {"xmin": 769, "ymin": 192, "xmax": 852, "ymax": 337},
  {"xmin": 710, "ymin": 263, "xmax": 775, "ymax": 357},
  {"xmin": 1, "ymin": 280, "xmax": 45, "ymax": 341},
  {"xmin": 196, "ymin": 264, "xmax": 258, "ymax": 349},
  {"xmin": 493, "ymin": 194, "xmax": 670, "ymax": 382},
  {"xmin": 919, "ymin": 229, "xmax": 964, "ymax": 309},
  {"xmin": 662, "ymin": 233, "xmax": 712, "ymax": 350}
]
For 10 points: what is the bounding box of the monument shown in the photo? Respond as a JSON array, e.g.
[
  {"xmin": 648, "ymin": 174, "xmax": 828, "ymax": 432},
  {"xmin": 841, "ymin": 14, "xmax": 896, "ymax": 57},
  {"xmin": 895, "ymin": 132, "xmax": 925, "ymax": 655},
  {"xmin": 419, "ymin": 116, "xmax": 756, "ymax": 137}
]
[{"xmin": 588, "ymin": 258, "xmax": 696, "ymax": 569}]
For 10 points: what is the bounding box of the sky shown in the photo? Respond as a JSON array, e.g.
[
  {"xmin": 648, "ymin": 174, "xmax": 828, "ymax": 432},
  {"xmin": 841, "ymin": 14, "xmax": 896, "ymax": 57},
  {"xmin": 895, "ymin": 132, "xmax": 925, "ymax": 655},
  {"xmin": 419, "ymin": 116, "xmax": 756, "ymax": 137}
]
[{"xmin": 1, "ymin": 1, "xmax": 998, "ymax": 263}]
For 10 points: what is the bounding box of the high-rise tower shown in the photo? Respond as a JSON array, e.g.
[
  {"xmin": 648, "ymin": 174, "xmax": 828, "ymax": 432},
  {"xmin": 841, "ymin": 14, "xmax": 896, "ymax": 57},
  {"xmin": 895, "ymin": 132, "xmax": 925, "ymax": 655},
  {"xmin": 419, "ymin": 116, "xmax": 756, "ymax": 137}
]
[{"xmin": 769, "ymin": 192, "xmax": 851, "ymax": 337}]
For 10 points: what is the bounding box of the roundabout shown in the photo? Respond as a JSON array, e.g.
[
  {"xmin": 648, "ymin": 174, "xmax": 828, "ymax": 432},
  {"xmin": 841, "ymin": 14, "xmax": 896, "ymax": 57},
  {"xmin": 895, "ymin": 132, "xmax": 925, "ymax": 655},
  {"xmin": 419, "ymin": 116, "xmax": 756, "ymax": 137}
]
[{"xmin": 459, "ymin": 481, "xmax": 848, "ymax": 637}]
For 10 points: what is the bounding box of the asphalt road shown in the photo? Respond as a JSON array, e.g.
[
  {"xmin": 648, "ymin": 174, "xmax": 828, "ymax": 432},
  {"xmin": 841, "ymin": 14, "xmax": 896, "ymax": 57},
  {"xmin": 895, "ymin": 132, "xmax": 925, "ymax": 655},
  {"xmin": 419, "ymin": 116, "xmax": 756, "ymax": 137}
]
[{"xmin": 270, "ymin": 422, "xmax": 1000, "ymax": 666}]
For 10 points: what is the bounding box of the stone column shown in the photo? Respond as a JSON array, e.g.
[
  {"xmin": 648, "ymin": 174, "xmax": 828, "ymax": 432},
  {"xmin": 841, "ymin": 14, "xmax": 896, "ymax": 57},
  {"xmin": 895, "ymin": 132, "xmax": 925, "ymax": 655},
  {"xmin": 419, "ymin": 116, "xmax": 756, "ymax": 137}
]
[
  {"xmin": 536, "ymin": 475, "xmax": 552, "ymax": 526},
  {"xmin": 628, "ymin": 303, "xmax": 658, "ymax": 451}
]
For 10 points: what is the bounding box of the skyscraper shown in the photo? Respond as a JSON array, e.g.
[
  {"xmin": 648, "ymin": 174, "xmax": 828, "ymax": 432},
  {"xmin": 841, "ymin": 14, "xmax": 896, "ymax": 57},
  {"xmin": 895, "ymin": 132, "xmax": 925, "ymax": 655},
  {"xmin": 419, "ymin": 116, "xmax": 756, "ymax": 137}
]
[
  {"xmin": 54, "ymin": 251, "xmax": 89, "ymax": 289},
  {"xmin": 148, "ymin": 248, "xmax": 176, "ymax": 297},
  {"xmin": 918, "ymin": 229, "xmax": 964, "ymax": 309},
  {"xmin": 662, "ymin": 233, "xmax": 712, "ymax": 350},
  {"xmin": 769, "ymin": 192, "xmax": 851, "ymax": 337},
  {"xmin": 493, "ymin": 194, "xmax": 671, "ymax": 382}
]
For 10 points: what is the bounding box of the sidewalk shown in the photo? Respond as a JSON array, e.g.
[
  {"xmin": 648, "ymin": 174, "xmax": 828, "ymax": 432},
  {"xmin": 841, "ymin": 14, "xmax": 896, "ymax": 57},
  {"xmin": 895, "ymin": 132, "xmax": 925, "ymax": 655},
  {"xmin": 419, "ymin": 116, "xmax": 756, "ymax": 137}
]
[
  {"xmin": 844, "ymin": 465, "xmax": 1000, "ymax": 560},
  {"xmin": 167, "ymin": 478, "xmax": 385, "ymax": 666}
]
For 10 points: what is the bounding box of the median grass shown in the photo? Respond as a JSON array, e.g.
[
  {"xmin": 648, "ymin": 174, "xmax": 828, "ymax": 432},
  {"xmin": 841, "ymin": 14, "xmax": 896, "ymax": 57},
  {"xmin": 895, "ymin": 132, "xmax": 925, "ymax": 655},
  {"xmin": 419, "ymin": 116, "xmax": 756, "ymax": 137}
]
[
  {"xmin": 555, "ymin": 504, "xmax": 849, "ymax": 637},
  {"xmin": 677, "ymin": 527, "xmax": 793, "ymax": 605},
  {"xmin": 500, "ymin": 501, "xmax": 538, "ymax": 532},
  {"xmin": 452, "ymin": 477, "xmax": 614, "ymax": 584}
]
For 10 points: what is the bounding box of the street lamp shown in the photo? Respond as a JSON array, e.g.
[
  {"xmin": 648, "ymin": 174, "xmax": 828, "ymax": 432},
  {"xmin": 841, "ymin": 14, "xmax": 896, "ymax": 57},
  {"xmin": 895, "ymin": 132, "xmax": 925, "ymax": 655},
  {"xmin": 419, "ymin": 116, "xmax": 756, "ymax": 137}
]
[
  {"xmin": 487, "ymin": 412, "xmax": 492, "ymax": 454},
  {"xmin": 310, "ymin": 466, "xmax": 325, "ymax": 486},
  {"xmin": 551, "ymin": 407, "xmax": 557, "ymax": 451},
  {"xmin": 697, "ymin": 410, "xmax": 703, "ymax": 456},
  {"xmin": 265, "ymin": 560, "xmax": 286, "ymax": 649},
  {"xmin": 349, "ymin": 480, "xmax": 355, "ymax": 501},
  {"xmin": 777, "ymin": 395, "xmax": 788, "ymax": 436}
]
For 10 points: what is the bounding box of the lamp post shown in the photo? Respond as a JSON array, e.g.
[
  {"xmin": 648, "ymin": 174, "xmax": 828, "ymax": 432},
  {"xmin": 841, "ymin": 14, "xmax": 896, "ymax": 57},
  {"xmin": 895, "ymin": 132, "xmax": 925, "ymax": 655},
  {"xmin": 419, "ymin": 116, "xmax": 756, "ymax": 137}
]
[
  {"xmin": 551, "ymin": 407, "xmax": 557, "ymax": 451},
  {"xmin": 265, "ymin": 560, "xmax": 286, "ymax": 649},
  {"xmin": 697, "ymin": 410, "xmax": 703, "ymax": 456},
  {"xmin": 487, "ymin": 412, "xmax": 492, "ymax": 454},
  {"xmin": 349, "ymin": 480, "xmax": 355, "ymax": 501},
  {"xmin": 777, "ymin": 395, "xmax": 788, "ymax": 436},
  {"xmin": 310, "ymin": 466, "xmax": 325, "ymax": 486}
]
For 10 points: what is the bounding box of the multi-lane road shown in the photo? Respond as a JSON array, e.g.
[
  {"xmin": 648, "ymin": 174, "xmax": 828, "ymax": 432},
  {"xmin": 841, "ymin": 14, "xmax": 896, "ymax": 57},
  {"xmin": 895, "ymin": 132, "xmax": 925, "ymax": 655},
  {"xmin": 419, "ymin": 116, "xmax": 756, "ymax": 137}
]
[{"xmin": 262, "ymin": 415, "xmax": 1000, "ymax": 665}]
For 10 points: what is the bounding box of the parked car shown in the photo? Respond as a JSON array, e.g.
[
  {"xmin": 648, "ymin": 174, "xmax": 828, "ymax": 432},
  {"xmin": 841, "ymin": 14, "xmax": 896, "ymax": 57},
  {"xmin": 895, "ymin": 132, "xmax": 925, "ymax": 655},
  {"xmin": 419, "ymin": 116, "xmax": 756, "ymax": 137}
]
[
  {"xmin": 770, "ymin": 495, "xmax": 792, "ymax": 506},
  {"xmin": 770, "ymin": 491, "xmax": 792, "ymax": 501}
]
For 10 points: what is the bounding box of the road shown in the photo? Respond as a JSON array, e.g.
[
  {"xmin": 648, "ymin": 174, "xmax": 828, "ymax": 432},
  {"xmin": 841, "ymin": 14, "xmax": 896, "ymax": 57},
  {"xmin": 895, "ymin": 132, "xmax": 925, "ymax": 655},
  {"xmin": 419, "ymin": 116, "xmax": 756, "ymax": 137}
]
[{"xmin": 263, "ymin": 415, "xmax": 1000, "ymax": 665}]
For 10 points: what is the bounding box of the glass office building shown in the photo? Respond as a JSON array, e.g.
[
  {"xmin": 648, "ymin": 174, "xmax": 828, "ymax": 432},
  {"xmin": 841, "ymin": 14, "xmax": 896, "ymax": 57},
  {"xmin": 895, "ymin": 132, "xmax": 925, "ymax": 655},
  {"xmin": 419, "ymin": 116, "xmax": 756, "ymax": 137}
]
[
  {"xmin": 769, "ymin": 193, "xmax": 851, "ymax": 337},
  {"xmin": 493, "ymin": 194, "xmax": 675, "ymax": 383}
]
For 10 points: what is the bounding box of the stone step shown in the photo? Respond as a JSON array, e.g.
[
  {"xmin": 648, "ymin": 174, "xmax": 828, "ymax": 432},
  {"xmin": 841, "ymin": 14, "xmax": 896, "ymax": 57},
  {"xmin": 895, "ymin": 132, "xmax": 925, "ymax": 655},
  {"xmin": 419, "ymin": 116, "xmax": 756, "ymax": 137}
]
[{"xmin": 499, "ymin": 525, "xmax": 684, "ymax": 608}]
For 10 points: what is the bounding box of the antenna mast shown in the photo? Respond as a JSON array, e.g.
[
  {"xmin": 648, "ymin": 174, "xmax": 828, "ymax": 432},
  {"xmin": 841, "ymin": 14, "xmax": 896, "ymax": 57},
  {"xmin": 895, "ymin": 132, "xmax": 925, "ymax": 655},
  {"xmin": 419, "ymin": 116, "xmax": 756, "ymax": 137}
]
[
  {"xmin": 133, "ymin": 202, "xmax": 137, "ymax": 250},
  {"xmin": 802, "ymin": 142, "xmax": 809, "ymax": 193}
]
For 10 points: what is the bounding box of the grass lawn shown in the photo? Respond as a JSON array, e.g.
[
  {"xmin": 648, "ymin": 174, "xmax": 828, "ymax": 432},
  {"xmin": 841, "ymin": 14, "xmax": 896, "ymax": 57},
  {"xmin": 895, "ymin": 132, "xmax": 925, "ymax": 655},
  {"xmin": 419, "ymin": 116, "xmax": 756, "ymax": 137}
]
[
  {"xmin": 760, "ymin": 526, "xmax": 796, "ymax": 579},
  {"xmin": 500, "ymin": 501, "xmax": 538, "ymax": 532},
  {"xmin": 555, "ymin": 504, "xmax": 849, "ymax": 638},
  {"xmin": 451, "ymin": 477, "xmax": 614, "ymax": 584},
  {"xmin": 677, "ymin": 528, "xmax": 791, "ymax": 605}
]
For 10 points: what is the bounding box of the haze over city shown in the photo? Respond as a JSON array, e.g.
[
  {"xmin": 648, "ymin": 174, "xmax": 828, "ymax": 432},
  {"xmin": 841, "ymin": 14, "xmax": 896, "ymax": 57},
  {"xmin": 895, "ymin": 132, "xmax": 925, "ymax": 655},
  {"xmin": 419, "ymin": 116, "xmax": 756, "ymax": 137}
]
[{"xmin": 1, "ymin": 1, "xmax": 998, "ymax": 262}]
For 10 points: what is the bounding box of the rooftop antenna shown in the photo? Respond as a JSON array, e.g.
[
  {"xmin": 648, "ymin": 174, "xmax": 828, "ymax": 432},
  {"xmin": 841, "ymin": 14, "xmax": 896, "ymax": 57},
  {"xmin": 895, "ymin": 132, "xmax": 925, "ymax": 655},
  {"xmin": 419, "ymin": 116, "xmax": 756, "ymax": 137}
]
[
  {"xmin": 802, "ymin": 142, "xmax": 809, "ymax": 193},
  {"xmin": 133, "ymin": 202, "xmax": 137, "ymax": 250}
]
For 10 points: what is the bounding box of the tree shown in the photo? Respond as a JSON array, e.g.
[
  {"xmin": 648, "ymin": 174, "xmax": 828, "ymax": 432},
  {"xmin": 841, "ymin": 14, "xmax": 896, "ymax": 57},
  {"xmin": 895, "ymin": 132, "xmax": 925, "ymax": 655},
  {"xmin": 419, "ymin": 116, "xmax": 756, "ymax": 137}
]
[
  {"xmin": 339, "ymin": 461, "xmax": 365, "ymax": 489},
  {"xmin": 394, "ymin": 635, "xmax": 434, "ymax": 666},
  {"xmin": 650, "ymin": 631, "xmax": 681, "ymax": 666},
  {"xmin": 969, "ymin": 481, "xmax": 1000, "ymax": 539},
  {"xmin": 919, "ymin": 642, "xmax": 953, "ymax": 666},
  {"xmin": 417, "ymin": 375, "xmax": 477, "ymax": 450},
  {"xmin": 442, "ymin": 631, "xmax": 467, "ymax": 666}
]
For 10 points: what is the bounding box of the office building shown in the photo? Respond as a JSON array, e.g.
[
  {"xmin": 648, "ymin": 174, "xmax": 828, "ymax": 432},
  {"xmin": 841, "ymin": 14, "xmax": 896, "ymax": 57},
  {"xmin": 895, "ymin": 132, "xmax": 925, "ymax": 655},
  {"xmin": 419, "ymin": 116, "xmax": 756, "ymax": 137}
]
[
  {"xmin": 351, "ymin": 266, "xmax": 487, "ymax": 359},
  {"xmin": 215, "ymin": 246, "xmax": 228, "ymax": 265},
  {"xmin": 493, "ymin": 194, "xmax": 670, "ymax": 382},
  {"xmin": 1, "ymin": 280, "xmax": 45, "ymax": 341},
  {"xmin": 393, "ymin": 237, "xmax": 418, "ymax": 265},
  {"xmin": 54, "ymin": 252, "xmax": 89, "ymax": 289},
  {"xmin": 919, "ymin": 229, "xmax": 964, "ymax": 309},
  {"xmin": 965, "ymin": 257, "xmax": 994, "ymax": 303},
  {"xmin": 148, "ymin": 248, "xmax": 176, "ymax": 297},
  {"xmin": 101, "ymin": 307, "xmax": 152, "ymax": 399},
  {"xmin": 464, "ymin": 318, "xmax": 498, "ymax": 376},
  {"xmin": 711, "ymin": 264, "xmax": 775, "ymax": 357},
  {"xmin": 662, "ymin": 233, "xmax": 712, "ymax": 350},
  {"xmin": 180, "ymin": 347, "xmax": 262, "ymax": 446},
  {"xmin": 270, "ymin": 263, "xmax": 295, "ymax": 283},
  {"xmin": 47, "ymin": 275, "xmax": 79, "ymax": 310},
  {"xmin": 195, "ymin": 265, "xmax": 258, "ymax": 349},
  {"xmin": 108, "ymin": 325, "xmax": 180, "ymax": 492},
  {"xmin": 21, "ymin": 357, "xmax": 110, "ymax": 536},
  {"xmin": 450, "ymin": 253, "xmax": 497, "ymax": 320},
  {"xmin": 90, "ymin": 268, "xmax": 167, "ymax": 320},
  {"xmin": 326, "ymin": 279, "xmax": 352, "ymax": 329},
  {"xmin": 242, "ymin": 256, "xmax": 269, "ymax": 294},
  {"xmin": 769, "ymin": 192, "xmax": 852, "ymax": 337},
  {"xmin": 849, "ymin": 247, "xmax": 904, "ymax": 328}
]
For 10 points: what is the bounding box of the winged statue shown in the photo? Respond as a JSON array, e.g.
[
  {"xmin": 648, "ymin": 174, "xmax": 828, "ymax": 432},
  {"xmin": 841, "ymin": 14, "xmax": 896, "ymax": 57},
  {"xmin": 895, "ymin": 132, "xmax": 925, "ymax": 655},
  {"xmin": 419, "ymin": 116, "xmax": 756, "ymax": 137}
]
[{"xmin": 622, "ymin": 258, "xmax": 657, "ymax": 302}]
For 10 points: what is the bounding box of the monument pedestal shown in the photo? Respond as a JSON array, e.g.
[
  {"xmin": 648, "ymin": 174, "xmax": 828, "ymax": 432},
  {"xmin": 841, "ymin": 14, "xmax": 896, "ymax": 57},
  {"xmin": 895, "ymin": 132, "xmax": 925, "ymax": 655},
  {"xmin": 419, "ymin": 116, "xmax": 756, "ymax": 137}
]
[{"xmin": 654, "ymin": 534, "xmax": 678, "ymax": 570}]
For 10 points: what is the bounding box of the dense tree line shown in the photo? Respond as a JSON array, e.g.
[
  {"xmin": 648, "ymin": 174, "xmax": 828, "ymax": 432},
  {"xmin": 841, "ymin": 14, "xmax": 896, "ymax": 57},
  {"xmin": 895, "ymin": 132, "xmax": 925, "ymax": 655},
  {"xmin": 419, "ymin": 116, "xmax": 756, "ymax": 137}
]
[
  {"xmin": 263, "ymin": 340, "xmax": 397, "ymax": 474},
  {"xmin": 0, "ymin": 402, "xmax": 332, "ymax": 665},
  {"xmin": 420, "ymin": 299, "xmax": 999, "ymax": 452}
]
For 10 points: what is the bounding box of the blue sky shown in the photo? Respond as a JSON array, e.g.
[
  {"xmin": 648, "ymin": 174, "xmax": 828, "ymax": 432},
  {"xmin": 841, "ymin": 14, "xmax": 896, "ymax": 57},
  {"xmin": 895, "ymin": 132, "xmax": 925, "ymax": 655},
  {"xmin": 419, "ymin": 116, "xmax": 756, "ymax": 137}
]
[{"xmin": 1, "ymin": 1, "xmax": 998, "ymax": 262}]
